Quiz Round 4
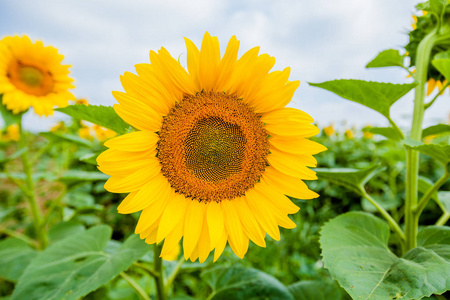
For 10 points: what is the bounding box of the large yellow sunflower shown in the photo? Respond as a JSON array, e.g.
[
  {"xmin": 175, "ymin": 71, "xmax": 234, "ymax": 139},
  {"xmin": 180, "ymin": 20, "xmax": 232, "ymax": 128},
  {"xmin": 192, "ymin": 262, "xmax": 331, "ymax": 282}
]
[
  {"xmin": 0, "ymin": 35, "xmax": 75, "ymax": 116},
  {"xmin": 98, "ymin": 32, "xmax": 326, "ymax": 262}
]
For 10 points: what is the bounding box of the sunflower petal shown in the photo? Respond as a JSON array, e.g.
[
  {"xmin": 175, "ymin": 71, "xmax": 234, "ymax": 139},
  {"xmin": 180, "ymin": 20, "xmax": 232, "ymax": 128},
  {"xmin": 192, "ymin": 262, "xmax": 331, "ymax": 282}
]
[{"xmin": 183, "ymin": 200, "xmax": 206, "ymax": 259}]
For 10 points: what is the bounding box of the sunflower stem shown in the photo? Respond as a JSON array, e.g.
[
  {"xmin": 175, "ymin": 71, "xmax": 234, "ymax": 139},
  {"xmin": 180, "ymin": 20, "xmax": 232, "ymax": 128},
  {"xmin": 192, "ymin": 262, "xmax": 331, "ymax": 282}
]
[
  {"xmin": 404, "ymin": 29, "xmax": 438, "ymax": 253},
  {"xmin": 18, "ymin": 119, "xmax": 48, "ymax": 249},
  {"xmin": 153, "ymin": 244, "xmax": 167, "ymax": 300}
]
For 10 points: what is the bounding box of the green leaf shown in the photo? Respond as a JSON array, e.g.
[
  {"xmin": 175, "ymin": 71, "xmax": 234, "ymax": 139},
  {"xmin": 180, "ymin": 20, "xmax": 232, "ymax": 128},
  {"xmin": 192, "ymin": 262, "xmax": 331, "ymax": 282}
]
[
  {"xmin": 79, "ymin": 152, "xmax": 100, "ymax": 165},
  {"xmin": 202, "ymin": 266, "xmax": 294, "ymax": 300},
  {"xmin": 58, "ymin": 170, "xmax": 109, "ymax": 186},
  {"xmin": 12, "ymin": 226, "xmax": 150, "ymax": 300},
  {"xmin": 422, "ymin": 124, "xmax": 450, "ymax": 138},
  {"xmin": 309, "ymin": 80, "xmax": 416, "ymax": 120},
  {"xmin": 48, "ymin": 221, "xmax": 85, "ymax": 244},
  {"xmin": 362, "ymin": 126, "xmax": 402, "ymax": 141},
  {"xmin": 404, "ymin": 139, "xmax": 450, "ymax": 165},
  {"xmin": 40, "ymin": 132, "xmax": 94, "ymax": 148},
  {"xmin": 366, "ymin": 49, "xmax": 404, "ymax": 69},
  {"xmin": 320, "ymin": 212, "xmax": 450, "ymax": 300},
  {"xmin": 418, "ymin": 176, "xmax": 440, "ymax": 203},
  {"xmin": 56, "ymin": 104, "xmax": 130, "ymax": 135},
  {"xmin": 430, "ymin": 0, "xmax": 447, "ymax": 15},
  {"xmin": 432, "ymin": 51, "xmax": 450, "ymax": 80},
  {"xmin": 0, "ymin": 94, "xmax": 23, "ymax": 126},
  {"xmin": 315, "ymin": 165, "xmax": 382, "ymax": 194},
  {"xmin": 438, "ymin": 191, "xmax": 450, "ymax": 212},
  {"xmin": 0, "ymin": 238, "xmax": 38, "ymax": 282},
  {"xmin": 288, "ymin": 280, "xmax": 346, "ymax": 300}
]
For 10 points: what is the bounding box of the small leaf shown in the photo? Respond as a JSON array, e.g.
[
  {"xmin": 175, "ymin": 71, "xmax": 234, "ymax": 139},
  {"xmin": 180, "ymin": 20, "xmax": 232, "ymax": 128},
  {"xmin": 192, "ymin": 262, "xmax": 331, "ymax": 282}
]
[
  {"xmin": 40, "ymin": 132, "xmax": 94, "ymax": 148},
  {"xmin": 0, "ymin": 238, "xmax": 38, "ymax": 282},
  {"xmin": 404, "ymin": 139, "xmax": 450, "ymax": 165},
  {"xmin": 315, "ymin": 165, "xmax": 382, "ymax": 194},
  {"xmin": 432, "ymin": 51, "xmax": 450, "ymax": 81},
  {"xmin": 12, "ymin": 226, "xmax": 150, "ymax": 300},
  {"xmin": 309, "ymin": 80, "xmax": 416, "ymax": 120},
  {"xmin": 366, "ymin": 49, "xmax": 404, "ymax": 69},
  {"xmin": 422, "ymin": 124, "xmax": 450, "ymax": 139},
  {"xmin": 202, "ymin": 266, "xmax": 294, "ymax": 300},
  {"xmin": 0, "ymin": 94, "xmax": 23, "ymax": 126},
  {"xmin": 288, "ymin": 280, "xmax": 345, "ymax": 300},
  {"xmin": 58, "ymin": 170, "xmax": 109, "ymax": 186},
  {"xmin": 362, "ymin": 126, "xmax": 402, "ymax": 141},
  {"xmin": 56, "ymin": 105, "xmax": 130, "ymax": 134},
  {"xmin": 320, "ymin": 212, "xmax": 450, "ymax": 300}
]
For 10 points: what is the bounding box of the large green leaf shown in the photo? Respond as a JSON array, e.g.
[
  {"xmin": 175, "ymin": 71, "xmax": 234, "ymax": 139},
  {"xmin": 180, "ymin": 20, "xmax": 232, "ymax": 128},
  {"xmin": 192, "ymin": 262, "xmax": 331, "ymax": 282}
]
[
  {"xmin": 362, "ymin": 126, "xmax": 402, "ymax": 141},
  {"xmin": 12, "ymin": 226, "xmax": 150, "ymax": 300},
  {"xmin": 202, "ymin": 266, "xmax": 294, "ymax": 300},
  {"xmin": 56, "ymin": 105, "xmax": 130, "ymax": 134},
  {"xmin": 432, "ymin": 51, "xmax": 450, "ymax": 81},
  {"xmin": 422, "ymin": 124, "xmax": 450, "ymax": 139},
  {"xmin": 0, "ymin": 238, "xmax": 38, "ymax": 282},
  {"xmin": 320, "ymin": 212, "xmax": 450, "ymax": 300},
  {"xmin": 366, "ymin": 49, "xmax": 404, "ymax": 69},
  {"xmin": 404, "ymin": 139, "xmax": 450, "ymax": 165},
  {"xmin": 315, "ymin": 165, "xmax": 381, "ymax": 194},
  {"xmin": 48, "ymin": 221, "xmax": 85, "ymax": 244},
  {"xmin": 309, "ymin": 80, "xmax": 416, "ymax": 120},
  {"xmin": 288, "ymin": 280, "xmax": 348, "ymax": 300}
]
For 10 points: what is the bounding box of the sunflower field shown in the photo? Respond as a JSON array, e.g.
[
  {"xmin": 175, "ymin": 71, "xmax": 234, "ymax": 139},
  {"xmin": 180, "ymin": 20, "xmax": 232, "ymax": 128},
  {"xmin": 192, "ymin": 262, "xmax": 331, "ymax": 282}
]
[{"xmin": 1, "ymin": 1, "xmax": 450, "ymax": 299}]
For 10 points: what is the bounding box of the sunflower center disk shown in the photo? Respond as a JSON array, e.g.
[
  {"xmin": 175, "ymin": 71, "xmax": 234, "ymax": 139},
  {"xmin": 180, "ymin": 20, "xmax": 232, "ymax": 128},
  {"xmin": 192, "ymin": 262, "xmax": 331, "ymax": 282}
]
[
  {"xmin": 158, "ymin": 92, "xmax": 270, "ymax": 202},
  {"xmin": 7, "ymin": 60, "xmax": 54, "ymax": 96}
]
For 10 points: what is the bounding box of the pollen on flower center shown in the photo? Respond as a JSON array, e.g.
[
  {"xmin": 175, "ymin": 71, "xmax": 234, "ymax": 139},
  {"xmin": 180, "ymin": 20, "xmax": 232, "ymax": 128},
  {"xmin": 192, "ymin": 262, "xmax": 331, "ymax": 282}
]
[
  {"xmin": 157, "ymin": 91, "xmax": 270, "ymax": 202},
  {"xmin": 7, "ymin": 60, "xmax": 54, "ymax": 96}
]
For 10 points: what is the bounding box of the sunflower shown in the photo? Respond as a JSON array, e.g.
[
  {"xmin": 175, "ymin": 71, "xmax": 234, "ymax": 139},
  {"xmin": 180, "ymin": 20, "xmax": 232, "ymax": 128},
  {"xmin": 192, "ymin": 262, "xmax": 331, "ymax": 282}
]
[
  {"xmin": 98, "ymin": 32, "xmax": 326, "ymax": 262},
  {"xmin": 0, "ymin": 35, "xmax": 74, "ymax": 116}
]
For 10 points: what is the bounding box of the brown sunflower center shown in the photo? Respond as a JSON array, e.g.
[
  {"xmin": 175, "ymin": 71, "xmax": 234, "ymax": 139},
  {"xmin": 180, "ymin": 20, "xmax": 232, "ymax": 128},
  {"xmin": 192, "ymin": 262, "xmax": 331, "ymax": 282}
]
[
  {"xmin": 7, "ymin": 60, "xmax": 54, "ymax": 96},
  {"xmin": 158, "ymin": 91, "xmax": 269, "ymax": 202}
]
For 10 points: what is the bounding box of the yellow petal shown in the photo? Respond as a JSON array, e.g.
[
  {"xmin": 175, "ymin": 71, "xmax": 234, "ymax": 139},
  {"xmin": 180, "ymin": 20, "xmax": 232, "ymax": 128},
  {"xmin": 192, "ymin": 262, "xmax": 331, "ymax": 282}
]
[
  {"xmin": 199, "ymin": 32, "xmax": 220, "ymax": 91},
  {"xmin": 215, "ymin": 35, "xmax": 240, "ymax": 91},
  {"xmin": 157, "ymin": 194, "xmax": 188, "ymax": 243},
  {"xmin": 234, "ymin": 197, "xmax": 266, "ymax": 247},
  {"xmin": 267, "ymin": 148, "xmax": 317, "ymax": 180},
  {"xmin": 184, "ymin": 37, "xmax": 201, "ymax": 90},
  {"xmin": 117, "ymin": 173, "xmax": 172, "ymax": 214},
  {"xmin": 262, "ymin": 166, "xmax": 319, "ymax": 200},
  {"xmin": 183, "ymin": 200, "xmax": 206, "ymax": 259},
  {"xmin": 254, "ymin": 182, "xmax": 299, "ymax": 214},
  {"xmin": 246, "ymin": 189, "xmax": 280, "ymax": 240},
  {"xmin": 145, "ymin": 226, "xmax": 158, "ymax": 244},
  {"xmin": 222, "ymin": 200, "xmax": 248, "ymax": 259},
  {"xmin": 160, "ymin": 217, "xmax": 184, "ymax": 258},
  {"xmin": 197, "ymin": 219, "xmax": 211, "ymax": 263},
  {"xmin": 269, "ymin": 135, "xmax": 327, "ymax": 155},
  {"xmin": 213, "ymin": 230, "xmax": 228, "ymax": 262},
  {"xmin": 252, "ymin": 80, "xmax": 300, "ymax": 113},
  {"xmin": 252, "ymin": 187, "xmax": 296, "ymax": 229},
  {"xmin": 427, "ymin": 78, "xmax": 436, "ymax": 96},
  {"xmin": 104, "ymin": 161, "xmax": 161, "ymax": 193},
  {"xmin": 207, "ymin": 201, "xmax": 225, "ymax": 250},
  {"xmin": 265, "ymin": 121, "xmax": 320, "ymax": 137},
  {"xmin": 261, "ymin": 107, "xmax": 314, "ymax": 124},
  {"xmin": 135, "ymin": 194, "xmax": 171, "ymax": 234},
  {"xmin": 104, "ymin": 131, "xmax": 159, "ymax": 152}
]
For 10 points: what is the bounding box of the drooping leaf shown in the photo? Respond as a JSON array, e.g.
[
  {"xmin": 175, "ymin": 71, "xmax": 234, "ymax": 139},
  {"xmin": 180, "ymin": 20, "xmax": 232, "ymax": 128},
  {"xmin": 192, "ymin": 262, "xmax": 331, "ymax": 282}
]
[
  {"xmin": 202, "ymin": 266, "xmax": 294, "ymax": 300},
  {"xmin": 362, "ymin": 126, "xmax": 402, "ymax": 141},
  {"xmin": 404, "ymin": 139, "xmax": 450, "ymax": 165},
  {"xmin": 366, "ymin": 49, "xmax": 404, "ymax": 69},
  {"xmin": 12, "ymin": 226, "xmax": 150, "ymax": 300},
  {"xmin": 315, "ymin": 165, "xmax": 382, "ymax": 194},
  {"xmin": 320, "ymin": 212, "xmax": 450, "ymax": 300},
  {"xmin": 56, "ymin": 105, "xmax": 130, "ymax": 135},
  {"xmin": 40, "ymin": 132, "xmax": 94, "ymax": 148},
  {"xmin": 309, "ymin": 80, "xmax": 416, "ymax": 120},
  {"xmin": 432, "ymin": 51, "xmax": 450, "ymax": 80},
  {"xmin": 0, "ymin": 238, "xmax": 38, "ymax": 282},
  {"xmin": 288, "ymin": 280, "xmax": 347, "ymax": 300},
  {"xmin": 0, "ymin": 95, "xmax": 23, "ymax": 126},
  {"xmin": 422, "ymin": 124, "xmax": 450, "ymax": 139}
]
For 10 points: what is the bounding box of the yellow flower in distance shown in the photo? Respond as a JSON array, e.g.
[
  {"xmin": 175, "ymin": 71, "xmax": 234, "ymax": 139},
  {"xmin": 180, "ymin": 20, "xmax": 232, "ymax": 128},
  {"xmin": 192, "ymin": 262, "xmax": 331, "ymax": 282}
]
[
  {"xmin": 323, "ymin": 124, "xmax": 335, "ymax": 136},
  {"xmin": 97, "ymin": 32, "xmax": 326, "ymax": 263},
  {"xmin": 345, "ymin": 129, "xmax": 354, "ymax": 139},
  {"xmin": 93, "ymin": 124, "xmax": 116, "ymax": 141},
  {"xmin": 3, "ymin": 124, "xmax": 20, "ymax": 142},
  {"xmin": 0, "ymin": 35, "xmax": 74, "ymax": 116}
]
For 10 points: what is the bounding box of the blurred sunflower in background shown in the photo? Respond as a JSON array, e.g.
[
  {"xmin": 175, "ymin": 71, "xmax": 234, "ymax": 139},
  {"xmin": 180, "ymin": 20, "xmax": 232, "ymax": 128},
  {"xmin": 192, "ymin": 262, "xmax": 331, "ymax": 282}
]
[
  {"xmin": 98, "ymin": 32, "xmax": 326, "ymax": 262},
  {"xmin": 0, "ymin": 35, "xmax": 75, "ymax": 116}
]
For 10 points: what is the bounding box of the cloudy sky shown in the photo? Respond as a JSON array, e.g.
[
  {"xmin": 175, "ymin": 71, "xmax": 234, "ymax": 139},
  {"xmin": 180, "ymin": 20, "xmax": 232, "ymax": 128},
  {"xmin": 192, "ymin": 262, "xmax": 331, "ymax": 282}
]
[{"xmin": 1, "ymin": 0, "xmax": 448, "ymax": 132}]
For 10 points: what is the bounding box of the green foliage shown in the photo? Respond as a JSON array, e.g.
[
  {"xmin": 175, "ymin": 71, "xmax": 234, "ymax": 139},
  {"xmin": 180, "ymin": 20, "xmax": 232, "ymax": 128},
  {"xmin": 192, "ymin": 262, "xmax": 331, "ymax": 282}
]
[
  {"xmin": 320, "ymin": 212, "xmax": 450, "ymax": 300},
  {"xmin": 309, "ymin": 80, "xmax": 416, "ymax": 120},
  {"xmin": 404, "ymin": 139, "xmax": 450, "ymax": 165},
  {"xmin": 202, "ymin": 266, "xmax": 294, "ymax": 300},
  {"xmin": 12, "ymin": 226, "xmax": 150, "ymax": 300},
  {"xmin": 0, "ymin": 95, "xmax": 23, "ymax": 127},
  {"xmin": 41, "ymin": 131, "xmax": 94, "ymax": 148},
  {"xmin": 366, "ymin": 49, "xmax": 404, "ymax": 69},
  {"xmin": 422, "ymin": 124, "xmax": 450, "ymax": 138},
  {"xmin": 288, "ymin": 280, "xmax": 349, "ymax": 300},
  {"xmin": 0, "ymin": 238, "xmax": 37, "ymax": 282},
  {"xmin": 432, "ymin": 51, "xmax": 450, "ymax": 80},
  {"xmin": 362, "ymin": 127, "xmax": 402, "ymax": 141},
  {"xmin": 56, "ymin": 105, "xmax": 130, "ymax": 134}
]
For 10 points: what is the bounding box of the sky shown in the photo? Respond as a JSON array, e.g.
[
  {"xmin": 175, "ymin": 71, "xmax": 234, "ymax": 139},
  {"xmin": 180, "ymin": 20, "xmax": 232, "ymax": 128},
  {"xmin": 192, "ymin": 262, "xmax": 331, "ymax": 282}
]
[{"xmin": 1, "ymin": 0, "xmax": 448, "ymax": 132}]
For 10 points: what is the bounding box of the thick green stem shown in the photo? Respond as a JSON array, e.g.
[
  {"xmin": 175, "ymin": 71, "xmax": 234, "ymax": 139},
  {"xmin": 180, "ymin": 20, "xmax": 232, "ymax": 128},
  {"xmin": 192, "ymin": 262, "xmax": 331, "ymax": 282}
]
[
  {"xmin": 153, "ymin": 245, "xmax": 167, "ymax": 300},
  {"xmin": 120, "ymin": 272, "xmax": 151, "ymax": 300},
  {"xmin": 360, "ymin": 189, "xmax": 405, "ymax": 240},
  {"xmin": 405, "ymin": 30, "xmax": 438, "ymax": 252},
  {"xmin": 18, "ymin": 120, "xmax": 48, "ymax": 249}
]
